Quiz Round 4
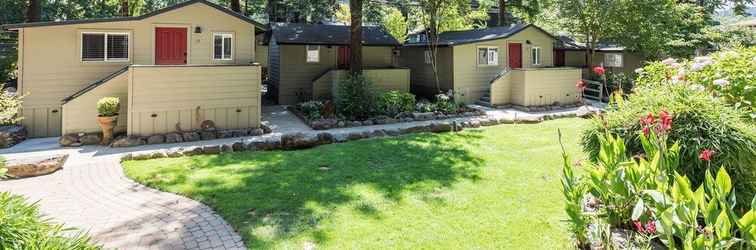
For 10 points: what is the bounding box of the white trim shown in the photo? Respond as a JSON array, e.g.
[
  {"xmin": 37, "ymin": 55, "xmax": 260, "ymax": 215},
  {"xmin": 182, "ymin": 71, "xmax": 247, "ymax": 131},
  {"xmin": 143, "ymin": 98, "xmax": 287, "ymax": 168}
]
[
  {"xmin": 212, "ymin": 32, "xmax": 234, "ymax": 61},
  {"xmin": 476, "ymin": 46, "xmax": 499, "ymax": 66},
  {"xmin": 306, "ymin": 45, "xmax": 320, "ymax": 63},
  {"xmin": 531, "ymin": 46, "xmax": 541, "ymax": 66},
  {"xmin": 80, "ymin": 31, "xmax": 131, "ymax": 63}
]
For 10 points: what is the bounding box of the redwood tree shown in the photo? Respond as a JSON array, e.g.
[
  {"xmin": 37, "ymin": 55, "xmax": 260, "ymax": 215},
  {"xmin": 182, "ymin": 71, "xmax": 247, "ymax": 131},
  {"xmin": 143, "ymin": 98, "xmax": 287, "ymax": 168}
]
[
  {"xmin": 231, "ymin": 0, "xmax": 241, "ymax": 13},
  {"xmin": 498, "ymin": 0, "xmax": 511, "ymax": 26},
  {"xmin": 349, "ymin": 0, "xmax": 363, "ymax": 74},
  {"xmin": 120, "ymin": 0, "xmax": 129, "ymax": 16},
  {"xmin": 26, "ymin": 0, "xmax": 41, "ymax": 22}
]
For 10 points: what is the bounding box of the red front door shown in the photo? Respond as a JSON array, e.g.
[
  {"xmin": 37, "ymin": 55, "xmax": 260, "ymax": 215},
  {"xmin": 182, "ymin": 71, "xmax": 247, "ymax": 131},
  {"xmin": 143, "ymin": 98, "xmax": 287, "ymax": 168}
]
[
  {"xmin": 155, "ymin": 27, "xmax": 187, "ymax": 65},
  {"xmin": 508, "ymin": 43, "xmax": 522, "ymax": 69},
  {"xmin": 338, "ymin": 46, "xmax": 351, "ymax": 69}
]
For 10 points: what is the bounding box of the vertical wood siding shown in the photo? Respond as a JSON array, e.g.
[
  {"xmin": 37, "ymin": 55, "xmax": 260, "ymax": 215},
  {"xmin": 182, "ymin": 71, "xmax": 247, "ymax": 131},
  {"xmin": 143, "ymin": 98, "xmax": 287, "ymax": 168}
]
[{"xmin": 61, "ymin": 71, "xmax": 129, "ymax": 134}]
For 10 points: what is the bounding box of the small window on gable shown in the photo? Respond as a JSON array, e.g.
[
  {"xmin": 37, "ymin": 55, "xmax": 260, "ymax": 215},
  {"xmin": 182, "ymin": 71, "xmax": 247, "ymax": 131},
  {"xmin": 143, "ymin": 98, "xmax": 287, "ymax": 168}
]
[
  {"xmin": 82, "ymin": 32, "xmax": 129, "ymax": 62},
  {"xmin": 306, "ymin": 45, "xmax": 320, "ymax": 63},
  {"xmin": 478, "ymin": 47, "xmax": 498, "ymax": 66},
  {"xmin": 213, "ymin": 33, "xmax": 233, "ymax": 60},
  {"xmin": 604, "ymin": 53, "xmax": 623, "ymax": 67},
  {"xmin": 424, "ymin": 50, "xmax": 432, "ymax": 64},
  {"xmin": 531, "ymin": 47, "xmax": 542, "ymax": 65}
]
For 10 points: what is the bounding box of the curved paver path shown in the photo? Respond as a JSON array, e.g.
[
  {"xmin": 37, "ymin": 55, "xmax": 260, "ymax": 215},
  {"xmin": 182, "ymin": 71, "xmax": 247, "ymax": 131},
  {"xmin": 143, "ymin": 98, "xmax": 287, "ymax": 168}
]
[{"xmin": 0, "ymin": 153, "xmax": 245, "ymax": 250}]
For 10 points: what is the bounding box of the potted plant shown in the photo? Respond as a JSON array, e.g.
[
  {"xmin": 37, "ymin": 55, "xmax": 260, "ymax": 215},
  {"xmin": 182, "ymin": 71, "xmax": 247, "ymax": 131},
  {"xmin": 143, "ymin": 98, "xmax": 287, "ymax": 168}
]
[{"xmin": 96, "ymin": 97, "xmax": 120, "ymax": 145}]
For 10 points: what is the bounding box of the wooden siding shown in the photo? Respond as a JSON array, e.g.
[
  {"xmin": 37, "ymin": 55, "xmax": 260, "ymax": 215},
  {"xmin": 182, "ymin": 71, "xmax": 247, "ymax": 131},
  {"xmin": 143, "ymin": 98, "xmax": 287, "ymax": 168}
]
[
  {"xmin": 61, "ymin": 71, "xmax": 129, "ymax": 134},
  {"xmin": 452, "ymin": 26, "xmax": 555, "ymax": 103},
  {"xmin": 312, "ymin": 68, "xmax": 411, "ymax": 100},
  {"xmin": 563, "ymin": 50, "xmax": 645, "ymax": 78},
  {"xmin": 17, "ymin": 2, "xmax": 258, "ymax": 137},
  {"xmin": 398, "ymin": 47, "xmax": 454, "ymax": 99},
  {"xmin": 275, "ymin": 44, "xmax": 396, "ymax": 104},
  {"xmin": 490, "ymin": 68, "xmax": 581, "ymax": 106},
  {"xmin": 127, "ymin": 65, "xmax": 261, "ymax": 136}
]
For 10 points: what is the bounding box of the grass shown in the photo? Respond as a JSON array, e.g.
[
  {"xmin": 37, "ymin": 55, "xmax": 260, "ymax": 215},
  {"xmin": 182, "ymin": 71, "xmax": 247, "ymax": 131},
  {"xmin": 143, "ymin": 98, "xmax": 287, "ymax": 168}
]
[{"xmin": 123, "ymin": 118, "xmax": 589, "ymax": 249}]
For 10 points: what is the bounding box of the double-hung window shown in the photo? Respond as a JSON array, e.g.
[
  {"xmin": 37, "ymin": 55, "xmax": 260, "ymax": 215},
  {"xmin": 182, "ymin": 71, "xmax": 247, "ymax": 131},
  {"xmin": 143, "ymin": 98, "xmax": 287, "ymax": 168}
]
[
  {"xmin": 477, "ymin": 47, "xmax": 498, "ymax": 66},
  {"xmin": 306, "ymin": 45, "xmax": 320, "ymax": 63},
  {"xmin": 604, "ymin": 53, "xmax": 623, "ymax": 67},
  {"xmin": 81, "ymin": 32, "xmax": 129, "ymax": 62},
  {"xmin": 213, "ymin": 33, "xmax": 233, "ymax": 60},
  {"xmin": 531, "ymin": 47, "xmax": 542, "ymax": 65}
]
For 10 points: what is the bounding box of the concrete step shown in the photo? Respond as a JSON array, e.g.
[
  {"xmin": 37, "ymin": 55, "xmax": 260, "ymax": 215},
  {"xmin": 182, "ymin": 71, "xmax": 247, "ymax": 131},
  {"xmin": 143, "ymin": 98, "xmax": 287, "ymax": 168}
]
[
  {"xmin": 480, "ymin": 96, "xmax": 490, "ymax": 102},
  {"xmin": 475, "ymin": 100, "xmax": 492, "ymax": 107}
]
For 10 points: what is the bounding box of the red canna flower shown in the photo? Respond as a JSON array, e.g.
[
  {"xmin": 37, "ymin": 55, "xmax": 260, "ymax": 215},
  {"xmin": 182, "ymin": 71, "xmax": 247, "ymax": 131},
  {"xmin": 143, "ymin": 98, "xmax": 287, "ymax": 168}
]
[
  {"xmin": 699, "ymin": 149, "xmax": 715, "ymax": 161},
  {"xmin": 593, "ymin": 66, "xmax": 606, "ymax": 76},
  {"xmin": 632, "ymin": 220, "xmax": 645, "ymax": 233},
  {"xmin": 645, "ymin": 221, "xmax": 657, "ymax": 234},
  {"xmin": 658, "ymin": 110, "xmax": 672, "ymax": 132},
  {"xmin": 640, "ymin": 113, "xmax": 655, "ymax": 126}
]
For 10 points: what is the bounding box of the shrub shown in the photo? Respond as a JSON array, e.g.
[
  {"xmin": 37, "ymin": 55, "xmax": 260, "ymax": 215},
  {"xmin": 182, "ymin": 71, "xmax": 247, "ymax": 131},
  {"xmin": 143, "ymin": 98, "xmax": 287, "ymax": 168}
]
[
  {"xmin": 0, "ymin": 84, "xmax": 24, "ymax": 126},
  {"xmin": 375, "ymin": 91, "xmax": 415, "ymax": 117},
  {"xmin": 336, "ymin": 74, "xmax": 376, "ymax": 120},
  {"xmin": 298, "ymin": 101, "xmax": 324, "ymax": 120},
  {"xmin": 433, "ymin": 91, "xmax": 458, "ymax": 114},
  {"xmin": 415, "ymin": 100, "xmax": 435, "ymax": 113},
  {"xmin": 0, "ymin": 192, "xmax": 102, "ymax": 249},
  {"xmin": 582, "ymin": 82, "xmax": 756, "ymax": 208},
  {"xmin": 96, "ymin": 97, "xmax": 120, "ymax": 117},
  {"xmin": 636, "ymin": 47, "xmax": 756, "ymax": 117}
]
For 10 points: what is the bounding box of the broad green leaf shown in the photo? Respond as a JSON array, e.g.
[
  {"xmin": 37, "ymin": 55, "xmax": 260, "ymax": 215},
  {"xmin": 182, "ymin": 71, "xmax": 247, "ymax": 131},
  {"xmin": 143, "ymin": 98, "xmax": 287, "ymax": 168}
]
[
  {"xmin": 716, "ymin": 166, "xmax": 732, "ymax": 196},
  {"xmin": 705, "ymin": 200, "xmax": 720, "ymax": 226},
  {"xmin": 715, "ymin": 210, "xmax": 731, "ymax": 239},
  {"xmin": 693, "ymin": 185, "xmax": 705, "ymax": 211},
  {"xmin": 739, "ymin": 211, "xmax": 755, "ymax": 229},
  {"xmin": 645, "ymin": 190, "xmax": 668, "ymax": 205},
  {"xmin": 632, "ymin": 199, "xmax": 645, "ymax": 220},
  {"xmin": 752, "ymin": 195, "xmax": 755, "ymax": 212},
  {"xmin": 705, "ymin": 170, "xmax": 716, "ymax": 196}
]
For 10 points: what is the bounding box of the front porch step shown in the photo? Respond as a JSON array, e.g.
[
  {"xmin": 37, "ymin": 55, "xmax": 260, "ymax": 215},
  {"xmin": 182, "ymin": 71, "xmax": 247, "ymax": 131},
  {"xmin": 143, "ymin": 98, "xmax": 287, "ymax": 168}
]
[
  {"xmin": 475, "ymin": 100, "xmax": 492, "ymax": 107},
  {"xmin": 480, "ymin": 96, "xmax": 490, "ymax": 102}
]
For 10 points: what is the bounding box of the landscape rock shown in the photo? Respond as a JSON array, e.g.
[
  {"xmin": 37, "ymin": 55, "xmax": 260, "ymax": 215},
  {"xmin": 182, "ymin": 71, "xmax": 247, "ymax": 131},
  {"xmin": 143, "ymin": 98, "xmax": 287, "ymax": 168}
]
[
  {"xmin": 430, "ymin": 122, "xmax": 453, "ymax": 133},
  {"xmin": 281, "ymin": 133, "xmax": 328, "ymax": 149},
  {"xmin": 232, "ymin": 142, "xmax": 245, "ymax": 151},
  {"xmin": 261, "ymin": 124, "xmax": 273, "ymax": 134},
  {"xmin": 59, "ymin": 134, "xmax": 80, "ymax": 147},
  {"xmin": 412, "ymin": 112, "xmax": 434, "ymax": 120},
  {"xmin": 202, "ymin": 145, "xmax": 221, "ymax": 154},
  {"xmin": 516, "ymin": 116, "xmax": 543, "ymax": 124},
  {"xmin": 166, "ymin": 150, "xmax": 184, "ymax": 158},
  {"xmin": 576, "ymin": 105, "xmax": 599, "ymax": 119},
  {"xmin": 5, "ymin": 155, "xmax": 68, "ymax": 178},
  {"xmin": 0, "ymin": 125, "xmax": 27, "ymax": 148},
  {"xmin": 249, "ymin": 140, "xmax": 281, "ymax": 151},
  {"xmin": 165, "ymin": 133, "xmax": 183, "ymax": 143},
  {"xmin": 182, "ymin": 132, "xmax": 201, "ymax": 142},
  {"xmin": 182, "ymin": 146, "xmax": 204, "ymax": 156},
  {"xmin": 400, "ymin": 124, "xmax": 431, "ymax": 134},
  {"xmin": 337, "ymin": 121, "xmax": 346, "ymax": 127},
  {"xmin": 111, "ymin": 136, "xmax": 145, "ymax": 147},
  {"xmin": 311, "ymin": 119, "xmax": 338, "ymax": 130},
  {"xmin": 200, "ymin": 131, "xmax": 217, "ymax": 140},
  {"xmin": 221, "ymin": 144, "xmax": 233, "ymax": 153},
  {"xmin": 146, "ymin": 134, "xmax": 166, "ymax": 144},
  {"xmin": 231, "ymin": 130, "xmax": 247, "ymax": 137},
  {"xmin": 362, "ymin": 120, "xmax": 374, "ymax": 126},
  {"xmin": 217, "ymin": 130, "xmax": 235, "ymax": 138},
  {"xmin": 79, "ymin": 133, "xmax": 102, "ymax": 145},
  {"xmin": 370, "ymin": 130, "xmax": 387, "ymax": 137},
  {"xmin": 249, "ymin": 128, "xmax": 264, "ymax": 136}
]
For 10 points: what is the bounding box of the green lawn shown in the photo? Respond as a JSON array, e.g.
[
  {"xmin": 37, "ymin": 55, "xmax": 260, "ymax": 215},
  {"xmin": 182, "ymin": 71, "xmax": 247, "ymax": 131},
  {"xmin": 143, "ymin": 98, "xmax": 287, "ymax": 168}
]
[{"xmin": 123, "ymin": 118, "xmax": 588, "ymax": 249}]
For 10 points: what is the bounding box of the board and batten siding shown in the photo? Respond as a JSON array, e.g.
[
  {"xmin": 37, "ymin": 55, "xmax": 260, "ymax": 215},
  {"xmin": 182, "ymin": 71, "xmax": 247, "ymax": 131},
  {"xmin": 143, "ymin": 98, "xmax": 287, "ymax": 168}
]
[
  {"xmin": 491, "ymin": 68, "xmax": 581, "ymax": 106},
  {"xmin": 127, "ymin": 65, "xmax": 261, "ymax": 136},
  {"xmin": 452, "ymin": 26, "xmax": 555, "ymax": 103},
  {"xmin": 275, "ymin": 44, "xmax": 396, "ymax": 104},
  {"xmin": 16, "ymin": 2, "xmax": 259, "ymax": 137},
  {"xmin": 312, "ymin": 68, "xmax": 411, "ymax": 100},
  {"xmin": 61, "ymin": 71, "xmax": 129, "ymax": 134},
  {"xmin": 398, "ymin": 47, "xmax": 454, "ymax": 99}
]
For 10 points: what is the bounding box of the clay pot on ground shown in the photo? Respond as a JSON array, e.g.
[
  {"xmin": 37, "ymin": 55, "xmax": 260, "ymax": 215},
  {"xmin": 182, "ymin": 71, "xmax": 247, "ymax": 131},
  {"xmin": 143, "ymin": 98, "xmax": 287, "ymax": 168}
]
[{"xmin": 97, "ymin": 115, "xmax": 118, "ymax": 145}]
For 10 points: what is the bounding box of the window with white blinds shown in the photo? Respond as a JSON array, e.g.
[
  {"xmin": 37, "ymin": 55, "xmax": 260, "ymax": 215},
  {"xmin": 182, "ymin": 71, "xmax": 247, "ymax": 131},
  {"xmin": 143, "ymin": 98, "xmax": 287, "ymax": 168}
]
[
  {"xmin": 81, "ymin": 32, "xmax": 129, "ymax": 62},
  {"xmin": 477, "ymin": 47, "xmax": 498, "ymax": 66},
  {"xmin": 213, "ymin": 33, "xmax": 233, "ymax": 60},
  {"xmin": 306, "ymin": 45, "xmax": 320, "ymax": 63}
]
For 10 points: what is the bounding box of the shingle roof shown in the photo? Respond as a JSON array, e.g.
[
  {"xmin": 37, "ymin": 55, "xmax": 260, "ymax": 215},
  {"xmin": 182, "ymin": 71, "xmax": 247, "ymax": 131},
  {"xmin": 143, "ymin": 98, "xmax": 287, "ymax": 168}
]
[
  {"xmin": 1, "ymin": 0, "xmax": 265, "ymax": 31},
  {"xmin": 405, "ymin": 23, "xmax": 553, "ymax": 46},
  {"xmin": 270, "ymin": 23, "xmax": 400, "ymax": 46},
  {"xmin": 554, "ymin": 35, "xmax": 626, "ymax": 52}
]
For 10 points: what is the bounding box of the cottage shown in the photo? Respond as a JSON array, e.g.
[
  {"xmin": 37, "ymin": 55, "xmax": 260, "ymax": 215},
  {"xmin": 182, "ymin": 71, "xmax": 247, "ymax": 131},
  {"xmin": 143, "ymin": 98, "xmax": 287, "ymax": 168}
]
[
  {"xmin": 3, "ymin": 0, "xmax": 266, "ymax": 138},
  {"xmin": 267, "ymin": 23, "xmax": 410, "ymax": 104},
  {"xmin": 401, "ymin": 24, "xmax": 583, "ymax": 107},
  {"xmin": 554, "ymin": 35, "xmax": 644, "ymax": 78}
]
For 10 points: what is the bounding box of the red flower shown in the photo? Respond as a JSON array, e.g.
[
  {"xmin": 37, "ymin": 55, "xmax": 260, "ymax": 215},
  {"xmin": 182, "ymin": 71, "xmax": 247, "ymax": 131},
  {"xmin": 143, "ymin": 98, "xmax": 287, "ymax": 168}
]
[
  {"xmin": 640, "ymin": 113, "xmax": 655, "ymax": 126},
  {"xmin": 593, "ymin": 66, "xmax": 606, "ymax": 76},
  {"xmin": 642, "ymin": 127, "xmax": 651, "ymax": 136},
  {"xmin": 645, "ymin": 221, "xmax": 657, "ymax": 234},
  {"xmin": 632, "ymin": 220, "xmax": 645, "ymax": 233},
  {"xmin": 576, "ymin": 80, "xmax": 586, "ymax": 90},
  {"xmin": 699, "ymin": 149, "xmax": 715, "ymax": 161},
  {"xmin": 658, "ymin": 110, "xmax": 672, "ymax": 132}
]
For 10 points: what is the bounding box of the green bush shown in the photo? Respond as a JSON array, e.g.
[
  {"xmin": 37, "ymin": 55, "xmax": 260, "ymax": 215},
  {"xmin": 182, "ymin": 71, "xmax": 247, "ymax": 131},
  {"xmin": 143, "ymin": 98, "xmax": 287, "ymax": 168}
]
[
  {"xmin": 336, "ymin": 74, "xmax": 376, "ymax": 120},
  {"xmin": 582, "ymin": 82, "xmax": 756, "ymax": 207},
  {"xmin": 0, "ymin": 192, "xmax": 102, "ymax": 249},
  {"xmin": 298, "ymin": 101, "xmax": 324, "ymax": 120},
  {"xmin": 96, "ymin": 97, "xmax": 120, "ymax": 117},
  {"xmin": 0, "ymin": 84, "xmax": 24, "ymax": 126},
  {"xmin": 375, "ymin": 90, "xmax": 415, "ymax": 117}
]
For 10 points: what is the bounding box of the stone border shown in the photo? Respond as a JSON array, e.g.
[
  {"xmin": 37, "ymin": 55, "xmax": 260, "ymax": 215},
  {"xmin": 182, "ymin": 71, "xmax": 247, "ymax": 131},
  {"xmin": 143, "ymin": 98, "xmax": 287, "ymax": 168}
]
[
  {"xmin": 287, "ymin": 106, "xmax": 487, "ymax": 130},
  {"xmin": 60, "ymin": 125, "xmax": 272, "ymax": 148},
  {"xmin": 0, "ymin": 125, "xmax": 27, "ymax": 149},
  {"xmin": 120, "ymin": 112, "xmax": 579, "ymax": 162},
  {"xmin": 492, "ymin": 102, "xmax": 583, "ymax": 112}
]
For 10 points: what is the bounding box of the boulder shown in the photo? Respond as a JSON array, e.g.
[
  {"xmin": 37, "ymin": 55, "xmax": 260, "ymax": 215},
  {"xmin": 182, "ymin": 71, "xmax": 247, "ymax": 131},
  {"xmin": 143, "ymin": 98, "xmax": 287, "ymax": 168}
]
[
  {"xmin": 146, "ymin": 135, "xmax": 166, "ymax": 145},
  {"xmin": 430, "ymin": 122, "xmax": 453, "ymax": 133},
  {"xmin": 370, "ymin": 130, "xmax": 387, "ymax": 137},
  {"xmin": 249, "ymin": 128, "xmax": 264, "ymax": 136},
  {"xmin": 182, "ymin": 132, "xmax": 201, "ymax": 142},
  {"xmin": 200, "ymin": 131, "xmax": 217, "ymax": 140},
  {"xmin": 0, "ymin": 125, "xmax": 27, "ymax": 148},
  {"xmin": 362, "ymin": 120, "xmax": 374, "ymax": 126},
  {"xmin": 346, "ymin": 132, "xmax": 368, "ymax": 140},
  {"xmin": 79, "ymin": 133, "xmax": 102, "ymax": 145},
  {"xmin": 182, "ymin": 146, "xmax": 204, "ymax": 156},
  {"xmin": 249, "ymin": 140, "xmax": 281, "ymax": 151},
  {"xmin": 221, "ymin": 144, "xmax": 233, "ymax": 153},
  {"xmin": 516, "ymin": 116, "xmax": 544, "ymax": 124},
  {"xmin": 384, "ymin": 128, "xmax": 402, "ymax": 136},
  {"xmin": 261, "ymin": 124, "xmax": 273, "ymax": 134},
  {"xmin": 202, "ymin": 145, "xmax": 221, "ymax": 154},
  {"xmin": 59, "ymin": 134, "xmax": 80, "ymax": 147},
  {"xmin": 5, "ymin": 155, "xmax": 68, "ymax": 178},
  {"xmin": 400, "ymin": 124, "xmax": 431, "ymax": 134},
  {"xmin": 281, "ymin": 133, "xmax": 328, "ymax": 149},
  {"xmin": 166, "ymin": 150, "xmax": 184, "ymax": 158},
  {"xmin": 232, "ymin": 142, "xmax": 246, "ymax": 151},
  {"xmin": 111, "ymin": 136, "xmax": 145, "ymax": 148},
  {"xmin": 311, "ymin": 119, "xmax": 338, "ymax": 130},
  {"xmin": 348, "ymin": 121, "xmax": 363, "ymax": 127},
  {"xmin": 412, "ymin": 112, "xmax": 434, "ymax": 120},
  {"xmin": 165, "ymin": 133, "xmax": 183, "ymax": 143},
  {"xmin": 576, "ymin": 105, "xmax": 599, "ymax": 119},
  {"xmin": 337, "ymin": 121, "xmax": 346, "ymax": 127}
]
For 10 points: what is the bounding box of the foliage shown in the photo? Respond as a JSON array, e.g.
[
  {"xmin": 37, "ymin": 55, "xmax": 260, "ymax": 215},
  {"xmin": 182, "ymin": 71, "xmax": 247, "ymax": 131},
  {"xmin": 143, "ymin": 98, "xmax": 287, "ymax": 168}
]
[
  {"xmin": 96, "ymin": 97, "xmax": 120, "ymax": 117},
  {"xmin": 336, "ymin": 74, "xmax": 376, "ymax": 120},
  {"xmin": 582, "ymin": 79, "xmax": 756, "ymax": 208},
  {"xmin": 124, "ymin": 118, "xmax": 589, "ymax": 248},
  {"xmin": 703, "ymin": 24, "xmax": 756, "ymax": 50},
  {"xmin": 0, "ymin": 192, "xmax": 102, "ymax": 249},
  {"xmin": 558, "ymin": 130, "xmax": 589, "ymax": 247},
  {"xmin": 375, "ymin": 90, "xmax": 415, "ymax": 117},
  {"xmin": 381, "ymin": 7, "xmax": 408, "ymax": 44},
  {"xmin": 0, "ymin": 84, "xmax": 24, "ymax": 126},
  {"xmin": 0, "ymin": 156, "xmax": 6, "ymax": 179},
  {"xmin": 433, "ymin": 92, "xmax": 458, "ymax": 113},
  {"xmin": 564, "ymin": 117, "xmax": 756, "ymax": 248},
  {"xmin": 556, "ymin": 0, "xmax": 619, "ymax": 69},
  {"xmin": 298, "ymin": 100, "xmax": 324, "ymax": 120}
]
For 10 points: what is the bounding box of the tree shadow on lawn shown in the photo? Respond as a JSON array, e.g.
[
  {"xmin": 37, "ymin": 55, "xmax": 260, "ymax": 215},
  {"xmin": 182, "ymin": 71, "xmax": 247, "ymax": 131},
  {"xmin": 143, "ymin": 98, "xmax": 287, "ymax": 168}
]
[{"xmin": 140, "ymin": 131, "xmax": 486, "ymax": 248}]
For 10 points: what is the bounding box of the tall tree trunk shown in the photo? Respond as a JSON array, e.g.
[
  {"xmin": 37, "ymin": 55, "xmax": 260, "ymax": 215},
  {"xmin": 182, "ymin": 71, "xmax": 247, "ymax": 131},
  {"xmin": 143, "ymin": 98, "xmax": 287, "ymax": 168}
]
[
  {"xmin": 498, "ymin": 0, "xmax": 511, "ymax": 26},
  {"xmin": 244, "ymin": 0, "xmax": 249, "ymax": 15},
  {"xmin": 230, "ymin": 0, "xmax": 241, "ymax": 13},
  {"xmin": 120, "ymin": 0, "xmax": 129, "ymax": 16},
  {"xmin": 349, "ymin": 0, "xmax": 363, "ymax": 74},
  {"xmin": 267, "ymin": 0, "xmax": 277, "ymax": 22},
  {"xmin": 26, "ymin": 0, "xmax": 41, "ymax": 22}
]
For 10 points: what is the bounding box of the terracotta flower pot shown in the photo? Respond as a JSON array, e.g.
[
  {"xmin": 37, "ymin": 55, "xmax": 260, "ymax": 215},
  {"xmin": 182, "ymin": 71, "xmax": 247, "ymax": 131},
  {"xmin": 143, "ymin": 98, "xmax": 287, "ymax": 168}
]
[{"xmin": 97, "ymin": 115, "xmax": 118, "ymax": 145}]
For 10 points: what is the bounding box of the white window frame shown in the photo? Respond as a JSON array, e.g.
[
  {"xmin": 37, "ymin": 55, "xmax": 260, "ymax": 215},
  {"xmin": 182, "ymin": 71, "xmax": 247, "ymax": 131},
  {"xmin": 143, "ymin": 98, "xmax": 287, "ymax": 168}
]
[
  {"xmin": 306, "ymin": 45, "xmax": 320, "ymax": 63},
  {"xmin": 424, "ymin": 50, "xmax": 433, "ymax": 64},
  {"xmin": 531, "ymin": 47, "xmax": 542, "ymax": 65},
  {"xmin": 80, "ymin": 32, "xmax": 130, "ymax": 62},
  {"xmin": 477, "ymin": 46, "xmax": 499, "ymax": 66},
  {"xmin": 604, "ymin": 53, "xmax": 624, "ymax": 68},
  {"xmin": 213, "ymin": 32, "xmax": 234, "ymax": 61}
]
